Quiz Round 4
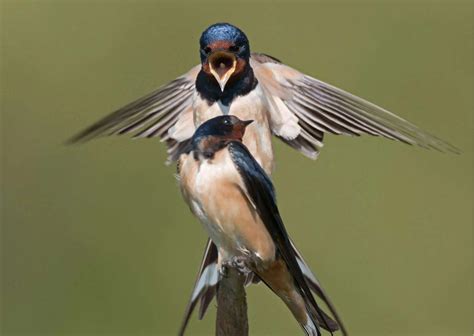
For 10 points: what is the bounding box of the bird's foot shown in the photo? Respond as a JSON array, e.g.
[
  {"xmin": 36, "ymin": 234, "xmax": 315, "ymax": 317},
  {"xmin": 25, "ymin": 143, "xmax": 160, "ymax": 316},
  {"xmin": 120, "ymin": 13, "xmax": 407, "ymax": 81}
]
[
  {"xmin": 220, "ymin": 256, "xmax": 251, "ymax": 278},
  {"xmin": 219, "ymin": 264, "xmax": 229, "ymax": 278}
]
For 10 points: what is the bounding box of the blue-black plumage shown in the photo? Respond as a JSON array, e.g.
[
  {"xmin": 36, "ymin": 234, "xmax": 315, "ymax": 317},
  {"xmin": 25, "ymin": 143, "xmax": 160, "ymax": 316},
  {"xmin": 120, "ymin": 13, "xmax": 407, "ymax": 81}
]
[
  {"xmin": 199, "ymin": 23, "xmax": 250, "ymax": 60},
  {"xmin": 179, "ymin": 115, "xmax": 340, "ymax": 336},
  {"xmin": 69, "ymin": 21, "xmax": 459, "ymax": 336}
]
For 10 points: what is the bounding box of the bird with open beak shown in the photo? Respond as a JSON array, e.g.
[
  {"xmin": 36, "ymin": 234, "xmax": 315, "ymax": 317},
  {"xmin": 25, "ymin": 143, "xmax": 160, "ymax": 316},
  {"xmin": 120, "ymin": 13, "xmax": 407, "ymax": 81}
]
[
  {"xmin": 69, "ymin": 22, "xmax": 458, "ymax": 335},
  {"xmin": 197, "ymin": 24, "xmax": 255, "ymax": 102},
  {"xmin": 69, "ymin": 22, "xmax": 458, "ymax": 169}
]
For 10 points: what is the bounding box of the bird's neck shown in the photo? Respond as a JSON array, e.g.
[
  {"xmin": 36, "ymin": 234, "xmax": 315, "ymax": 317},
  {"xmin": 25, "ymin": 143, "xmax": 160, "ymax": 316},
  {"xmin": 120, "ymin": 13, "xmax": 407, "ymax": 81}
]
[
  {"xmin": 196, "ymin": 63, "xmax": 258, "ymax": 106},
  {"xmin": 192, "ymin": 136, "xmax": 230, "ymax": 161}
]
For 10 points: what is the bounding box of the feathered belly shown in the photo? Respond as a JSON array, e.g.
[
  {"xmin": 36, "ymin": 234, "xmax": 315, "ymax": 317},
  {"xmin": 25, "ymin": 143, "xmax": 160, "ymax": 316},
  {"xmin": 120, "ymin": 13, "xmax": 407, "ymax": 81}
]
[{"xmin": 181, "ymin": 151, "xmax": 275, "ymax": 263}]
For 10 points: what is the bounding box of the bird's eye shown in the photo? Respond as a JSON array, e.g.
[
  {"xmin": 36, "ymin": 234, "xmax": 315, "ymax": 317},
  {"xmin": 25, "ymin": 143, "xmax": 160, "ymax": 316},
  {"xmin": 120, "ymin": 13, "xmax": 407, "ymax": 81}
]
[
  {"xmin": 229, "ymin": 45, "xmax": 240, "ymax": 53},
  {"xmin": 223, "ymin": 119, "xmax": 230, "ymax": 125},
  {"xmin": 203, "ymin": 47, "xmax": 212, "ymax": 54}
]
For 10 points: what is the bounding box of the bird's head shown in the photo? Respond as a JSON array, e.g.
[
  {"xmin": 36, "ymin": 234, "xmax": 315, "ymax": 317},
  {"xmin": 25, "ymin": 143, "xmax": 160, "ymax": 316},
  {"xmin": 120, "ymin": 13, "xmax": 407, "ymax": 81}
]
[
  {"xmin": 199, "ymin": 23, "xmax": 251, "ymax": 92},
  {"xmin": 192, "ymin": 115, "xmax": 253, "ymax": 151}
]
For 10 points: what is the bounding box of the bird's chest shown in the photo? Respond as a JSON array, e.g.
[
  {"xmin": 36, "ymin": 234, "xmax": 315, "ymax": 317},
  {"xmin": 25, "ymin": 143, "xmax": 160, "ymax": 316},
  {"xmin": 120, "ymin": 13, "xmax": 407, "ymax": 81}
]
[
  {"xmin": 179, "ymin": 151, "xmax": 246, "ymax": 251},
  {"xmin": 193, "ymin": 87, "xmax": 274, "ymax": 173},
  {"xmin": 179, "ymin": 151, "xmax": 276, "ymax": 263},
  {"xmin": 194, "ymin": 86, "xmax": 266, "ymax": 122}
]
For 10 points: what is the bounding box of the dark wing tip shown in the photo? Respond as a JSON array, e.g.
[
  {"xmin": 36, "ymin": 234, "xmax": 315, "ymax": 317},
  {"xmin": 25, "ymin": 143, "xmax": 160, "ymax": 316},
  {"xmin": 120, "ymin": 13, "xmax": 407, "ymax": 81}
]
[
  {"xmin": 65, "ymin": 73, "xmax": 197, "ymax": 155},
  {"xmin": 65, "ymin": 127, "xmax": 101, "ymax": 145},
  {"xmin": 298, "ymin": 75, "xmax": 461, "ymax": 155}
]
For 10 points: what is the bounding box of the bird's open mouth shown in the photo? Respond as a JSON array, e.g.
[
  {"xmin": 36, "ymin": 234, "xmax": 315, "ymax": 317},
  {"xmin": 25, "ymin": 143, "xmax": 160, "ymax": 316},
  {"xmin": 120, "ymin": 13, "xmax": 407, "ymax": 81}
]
[{"xmin": 208, "ymin": 51, "xmax": 237, "ymax": 92}]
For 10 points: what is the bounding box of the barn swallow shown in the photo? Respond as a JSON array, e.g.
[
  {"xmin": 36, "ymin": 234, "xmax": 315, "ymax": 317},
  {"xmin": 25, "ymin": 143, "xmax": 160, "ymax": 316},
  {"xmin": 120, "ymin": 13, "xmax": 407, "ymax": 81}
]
[
  {"xmin": 178, "ymin": 115, "xmax": 341, "ymax": 336},
  {"xmin": 68, "ymin": 23, "xmax": 458, "ymax": 335}
]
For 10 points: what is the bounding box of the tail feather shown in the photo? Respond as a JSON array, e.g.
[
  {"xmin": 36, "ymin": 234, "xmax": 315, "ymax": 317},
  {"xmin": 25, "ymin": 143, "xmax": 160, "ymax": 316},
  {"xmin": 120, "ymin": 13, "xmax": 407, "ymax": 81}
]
[
  {"xmin": 292, "ymin": 241, "xmax": 348, "ymax": 335},
  {"xmin": 302, "ymin": 313, "xmax": 320, "ymax": 336},
  {"xmin": 178, "ymin": 239, "xmax": 218, "ymax": 336},
  {"xmin": 300, "ymin": 309, "xmax": 340, "ymax": 336},
  {"xmin": 179, "ymin": 239, "xmax": 347, "ymax": 336},
  {"xmin": 198, "ymin": 285, "xmax": 216, "ymax": 319},
  {"xmin": 306, "ymin": 303, "xmax": 340, "ymax": 333}
]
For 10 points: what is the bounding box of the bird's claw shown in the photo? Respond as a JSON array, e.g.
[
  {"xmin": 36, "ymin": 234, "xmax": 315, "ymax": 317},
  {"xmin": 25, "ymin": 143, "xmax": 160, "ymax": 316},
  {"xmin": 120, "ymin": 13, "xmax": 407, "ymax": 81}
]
[
  {"xmin": 220, "ymin": 256, "xmax": 251, "ymax": 278},
  {"xmin": 219, "ymin": 264, "xmax": 229, "ymax": 278}
]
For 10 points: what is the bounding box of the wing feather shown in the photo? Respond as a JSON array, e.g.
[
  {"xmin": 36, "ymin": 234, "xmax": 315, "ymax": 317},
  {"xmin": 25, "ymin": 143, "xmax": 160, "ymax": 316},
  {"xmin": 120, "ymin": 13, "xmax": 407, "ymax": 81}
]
[
  {"xmin": 228, "ymin": 141, "xmax": 337, "ymax": 335},
  {"xmin": 251, "ymin": 55, "xmax": 459, "ymax": 158},
  {"xmin": 68, "ymin": 65, "xmax": 200, "ymax": 162},
  {"xmin": 70, "ymin": 53, "xmax": 458, "ymax": 163}
]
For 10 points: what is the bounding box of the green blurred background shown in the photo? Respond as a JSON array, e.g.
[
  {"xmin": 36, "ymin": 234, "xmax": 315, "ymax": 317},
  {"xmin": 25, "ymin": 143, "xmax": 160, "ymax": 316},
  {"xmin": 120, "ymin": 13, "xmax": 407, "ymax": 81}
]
[{"xmin": 1, "ymin": 1, "xmax": 472, "ymax": 335}]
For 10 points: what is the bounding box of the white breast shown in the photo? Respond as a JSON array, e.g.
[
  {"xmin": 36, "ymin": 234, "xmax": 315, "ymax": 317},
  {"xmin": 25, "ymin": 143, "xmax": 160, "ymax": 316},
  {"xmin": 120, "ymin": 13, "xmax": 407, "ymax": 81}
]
[
  {"xmin": 187, "ymin": 152, "xmax": 241, "ymax": 253},
  {"xmin": 193, "ymin": 85, "xmax": 274, "ymax": 173},
  {"xmin": 179, "ymin": 149, "xmax": 275, "ymax": 264},
  {"xmin": 194, "ymin": 157, "xmax": 234, "ymax": 196},
  {"xmin": 193, "ymin": 85, "xmax": 267, "ymax": 123}
]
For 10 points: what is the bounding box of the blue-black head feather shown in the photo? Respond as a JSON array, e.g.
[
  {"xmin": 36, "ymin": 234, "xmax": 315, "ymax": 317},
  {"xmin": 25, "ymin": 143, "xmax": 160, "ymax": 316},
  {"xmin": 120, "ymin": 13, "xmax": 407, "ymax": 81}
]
[
  {"xmin": 199, "ymin": 23, "xmax": 250, "ymax": 61},
  {"xmin": 196, "ymin": 23, "xmax": 256, "ymax": 105},
  {"xmin": 192, "ymin": 115, "xmax": 252, "ymax": 149}
]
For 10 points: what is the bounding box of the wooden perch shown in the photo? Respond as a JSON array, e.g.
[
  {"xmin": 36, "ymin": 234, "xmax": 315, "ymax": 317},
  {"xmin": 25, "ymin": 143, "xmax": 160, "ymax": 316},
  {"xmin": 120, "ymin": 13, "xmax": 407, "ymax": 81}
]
[{"xmin": 215, "ymin": 266, "xmax": 249, "ymax": 336}]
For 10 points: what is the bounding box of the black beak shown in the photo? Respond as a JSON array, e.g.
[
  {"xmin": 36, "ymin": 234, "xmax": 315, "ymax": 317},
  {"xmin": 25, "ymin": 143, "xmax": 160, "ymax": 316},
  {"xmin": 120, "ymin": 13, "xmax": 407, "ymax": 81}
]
[{"xmin": 242, "ymin": 120, "xmax": 253, "ymax": 127}]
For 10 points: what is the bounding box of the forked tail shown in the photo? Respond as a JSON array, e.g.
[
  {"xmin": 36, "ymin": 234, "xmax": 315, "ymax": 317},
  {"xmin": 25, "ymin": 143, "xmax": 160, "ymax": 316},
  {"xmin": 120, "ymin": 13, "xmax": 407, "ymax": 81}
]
[{"xmin": 178, "ymin": 239, "xmax": 347, "ymax": 335}]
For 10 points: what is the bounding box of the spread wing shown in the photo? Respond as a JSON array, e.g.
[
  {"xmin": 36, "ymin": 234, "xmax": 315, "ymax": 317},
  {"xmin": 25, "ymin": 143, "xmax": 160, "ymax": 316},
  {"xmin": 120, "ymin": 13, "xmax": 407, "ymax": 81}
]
[
  {"xmin": 228, "ymin": 140, "xmax": 338, "ymax": 335},
  {"xmin": 67, "ymin": 65, "xmax": 200, "ymax": 162},
  {"xmin": 251, "ymin": 53, "xmax": 459, "ymax": 159},
  {"xmin": 69, "ymin": 53, "xmax": 457, "ymax": 163}
]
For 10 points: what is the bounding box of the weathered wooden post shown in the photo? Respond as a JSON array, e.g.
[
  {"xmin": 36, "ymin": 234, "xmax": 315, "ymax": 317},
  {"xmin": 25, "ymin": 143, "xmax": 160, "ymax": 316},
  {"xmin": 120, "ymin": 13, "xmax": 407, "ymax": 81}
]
[{"xmin": 215, "ymin": 266, "xmax": 249, "ymax": 336}]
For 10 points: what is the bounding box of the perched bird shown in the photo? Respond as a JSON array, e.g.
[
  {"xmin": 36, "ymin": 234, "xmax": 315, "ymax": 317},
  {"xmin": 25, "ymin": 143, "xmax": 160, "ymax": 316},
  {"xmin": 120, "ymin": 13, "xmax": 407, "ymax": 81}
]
[
  {"xmin": 69, "ymin": 23, "xmax": 458, "ymax": 335},
  {"xmin": 178, "ymin": 115, "xmax": 342, "ymax": 336}
]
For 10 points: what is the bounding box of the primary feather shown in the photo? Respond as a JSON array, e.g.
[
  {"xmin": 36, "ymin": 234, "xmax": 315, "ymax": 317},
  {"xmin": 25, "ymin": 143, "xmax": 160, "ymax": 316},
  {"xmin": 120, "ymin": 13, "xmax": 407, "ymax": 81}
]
[{"xmin": 69, "ymin": 54, "xmax": 458, "ymax": 162}]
